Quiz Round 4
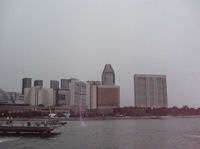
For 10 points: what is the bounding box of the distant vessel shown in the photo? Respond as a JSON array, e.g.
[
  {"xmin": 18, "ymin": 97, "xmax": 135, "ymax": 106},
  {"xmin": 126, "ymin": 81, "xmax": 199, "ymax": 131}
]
[
  {"xmin": 48, "ymin": 102, "xmax": 57, "ymax": 119},
  {"xmin": 49, "ymin": 113, "xmax": 57, "ymax": 118}
]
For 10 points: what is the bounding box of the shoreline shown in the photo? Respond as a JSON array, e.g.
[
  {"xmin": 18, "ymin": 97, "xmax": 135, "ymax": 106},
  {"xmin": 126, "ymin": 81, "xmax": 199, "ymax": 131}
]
[
  {"xmin": 67, "ymin": 115, "xmax": 200, "ymax": 121},
  {"xmin": 2, "ymin": 115, "xmax": 200, "ymax": 121}
]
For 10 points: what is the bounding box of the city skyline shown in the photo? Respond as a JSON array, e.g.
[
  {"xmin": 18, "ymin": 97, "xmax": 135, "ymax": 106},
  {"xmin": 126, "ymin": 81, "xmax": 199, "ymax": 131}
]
[
  {"xmin": 0, "ymin": 64, "xmax": 198, "ymax": 108},
  {"xmin": 0, "ymin": 65, "xmax": 198, "ymax": 108},
  {"xmin": 1, "ymin": 0, "xmax": 200, "ymax": 107}
]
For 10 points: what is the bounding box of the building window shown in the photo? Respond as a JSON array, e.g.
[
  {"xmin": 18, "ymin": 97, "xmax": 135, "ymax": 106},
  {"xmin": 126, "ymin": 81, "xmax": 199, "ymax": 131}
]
[{"xmin": 58, "ymin": 95, "xmax": 65, "ymax": 100}]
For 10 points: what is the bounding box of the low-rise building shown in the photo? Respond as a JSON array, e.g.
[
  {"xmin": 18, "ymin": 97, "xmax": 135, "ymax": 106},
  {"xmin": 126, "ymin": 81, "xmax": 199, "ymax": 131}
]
[
  {"xmin": 7, "ymin": 92, "xmax": 24, "ymax": 104},
  {"xmin": 0, "ymin": 89, "xmax": 14, "ymax": 104}
]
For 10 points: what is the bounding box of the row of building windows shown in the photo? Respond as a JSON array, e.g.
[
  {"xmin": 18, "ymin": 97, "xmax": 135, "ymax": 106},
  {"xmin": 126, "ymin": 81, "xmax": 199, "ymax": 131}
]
[
  {"xmin": 136, "ymin": 82, "xmax": 167, "ymax": 87},
  {"xmin": 136, "ymin": 98, "xmax": 167, "ymax": 103},
  {"xmin": 136, "ymin": 83, "xmax": 167, "ymax": 88},
  {"xmin": 137, "ymin": 77, "xmax": 166, "ymax": 81},
  {"xmin": 136, "ymin": 90, "xmax": 167, "ymax": 96}
]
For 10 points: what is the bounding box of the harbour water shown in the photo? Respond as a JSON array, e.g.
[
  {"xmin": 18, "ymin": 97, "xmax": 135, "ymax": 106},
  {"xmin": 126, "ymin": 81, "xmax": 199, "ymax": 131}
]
[{"xmin": 1, "ymin": 117, "xmax": 200, "ymax": 149}]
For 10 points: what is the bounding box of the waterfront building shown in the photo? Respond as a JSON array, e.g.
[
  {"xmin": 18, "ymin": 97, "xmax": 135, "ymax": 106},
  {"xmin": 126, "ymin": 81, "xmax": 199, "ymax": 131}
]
[
  {"xmin": 7, "ymin": 92, "xmax": 24, "ymax": 104},
  {"xmin": 69, "ymin": 80, "xmax": 88, "ymax": 111},
  {"xmin": 56, "ymin": 89, "xmax": 71, "ymax": 108},
  {"xmin": 0, "ymin": 89, "xmax": 14, "ymax": 104},
  {"xmin": 24, "ymin": 87, "xmax": 55, "ymax": 106},
  {"xmin": 15, "ymin": 94, "xmax": 24, "ymax": 104},
  {"xmin": 97, "ymin": 85, "xmax": 120, "ymax": 109},
  {"xmin": 86, "ymin": 81, "xmax": 101, "ymax": 109},
  {"xmin": 0, "ymin": 104, "xmax": 32, "ymax": 114},
  {"xmin": 0, "ymin": 104, "xmax": 69, "ymax": 116},
  {"xmin": 102, "ymin": 64, "xmax": 115, "ymax": 85},
  {"xmin": 134, "ymin": 74, "xmax": 168, "ymax": 108},
  {"xmin": 97, "ymin": 64, "xmax": 120, "ymax": 111},
  {"xmin": 38, "ymin": 88, "xmax": 55, "ymax": 106},
  {"xmin": 61, "ymin": 78, "xmax": 78, "ymax": 89},
  {"xmin": 60, "ymin": 79, "xmax": 69, "ymax": 89},
  {"xmin": 22, "ymin": 78, "xmax": 31, "ymax": 94},
  {"xmin": 50, "ymin": 80, "xmax": 59, "ymax": 90},
  {"xmin": 34, "ymin": 80, "xmax": 43, "ymax": 88}
]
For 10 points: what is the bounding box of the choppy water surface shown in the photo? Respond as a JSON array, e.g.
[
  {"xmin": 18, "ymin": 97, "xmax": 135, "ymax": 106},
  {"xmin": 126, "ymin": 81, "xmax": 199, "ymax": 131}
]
[{"xmin": 1, "ymin": 118, "xmax": 200, "ymax": 149}]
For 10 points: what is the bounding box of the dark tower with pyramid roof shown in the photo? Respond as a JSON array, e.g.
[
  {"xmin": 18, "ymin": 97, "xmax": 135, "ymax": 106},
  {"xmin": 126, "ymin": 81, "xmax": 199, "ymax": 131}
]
[{"xmin": 101, "ymin": 64, "xmax": 115, "ymax": 85}]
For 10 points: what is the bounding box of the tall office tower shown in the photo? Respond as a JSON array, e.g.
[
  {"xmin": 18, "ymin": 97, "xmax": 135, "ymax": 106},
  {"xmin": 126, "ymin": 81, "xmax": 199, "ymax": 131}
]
[
  {"xmin": 86, "ymin": 81, "xmax": 101, "ymax": 109},
  {"xmin": 97, "ymin": 64, "xmax": 120, "ymax": 111},
  {"xmin": 61, "ymin": 79, "xmax": 68, "ymax": 89},
  {"xmin": 70, "ymin": 80, "xmax": 88, "ymax": 110},
  {"xmin": 22, "ymin": 78, "xmax": 32, "ymax": 95},
  {"xmin": 50, "ymin": 80, "xmax": 59, "ymax": 90},
  {"xmin": 134, "ymin": 74, "xmax": 168, "ymax": 108},
  {"xmin": 61, "ymin": 78, "xmax": 78, "ymax": 89},
  {"xmin": 102, "ymin": 64, "xmax": 115, "ymax": 85},
  {"xmin": 34, "ymin": 80, "xmax": 43, "ymax": 88}
]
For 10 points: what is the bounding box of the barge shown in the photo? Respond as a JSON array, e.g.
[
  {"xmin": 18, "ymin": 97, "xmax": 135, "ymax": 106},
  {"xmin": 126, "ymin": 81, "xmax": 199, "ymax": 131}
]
[
  {"xmin": 0, "ymin": 119, "xmax": 66, "ymax": 136},
  {"xmin": 0, "ymin": 125, "xmax": 54, "ymax": 135}
]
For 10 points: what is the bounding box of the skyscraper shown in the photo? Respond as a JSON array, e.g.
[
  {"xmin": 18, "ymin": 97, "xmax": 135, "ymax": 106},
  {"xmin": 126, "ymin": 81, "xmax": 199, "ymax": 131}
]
[
  {"xmin": 70, "ymin": 80, "xmax": 88, "ymax": 111},
  {"xmin": 102, "ymin": 64, "xmax": 115, "ymax": 85},
  {"xmin": 22, "ymin": 78, "xmax": 32, "ymax": 95},
  {"xmin": 97, "ymin": 64, "xmax": 120, "ymax": 110},
  {"xmin": 61, "ymin": 78, "xmax": 78, "ymax": 89},
  {"xmin": 134, "ymin": 74, "xmax": 168, "ymax": 108},
  {"xmin": 86, "ymin": 81, "xmax": 101, "ymax": 109},
  {"xmin": 50, "ymin": 80, "xmax": 59, "ymax": 90},
  {"xmin": 34, "ymin": 80, "xmax": 43, "ymax": 88},
  {"xmin": 60, "ymin": 79, "xmax": 69, "ymax": 89}
]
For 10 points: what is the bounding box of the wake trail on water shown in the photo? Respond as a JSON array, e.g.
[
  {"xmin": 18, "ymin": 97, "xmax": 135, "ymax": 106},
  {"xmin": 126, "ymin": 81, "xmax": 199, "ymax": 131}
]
[
  {"xmin": 186, "ymin": 134, "xmax": 200, "ymax": 138},
  {"xmin": 0, "ymin": 138, "xmax": 15, "ymax": 143},
  {"xmin": 79, "ymin": 109, "xmax": 87, "ymax": 127},
  {"xmin": 79, "ymin": 89, "xmax": 87, "ymax": 127}
]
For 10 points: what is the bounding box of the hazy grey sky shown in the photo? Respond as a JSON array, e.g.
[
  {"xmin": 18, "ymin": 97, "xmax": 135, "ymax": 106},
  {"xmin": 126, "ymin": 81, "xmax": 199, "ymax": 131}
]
[{"xmin": 1, "ymin": 0, "xmax": 200, "ymax": 107}]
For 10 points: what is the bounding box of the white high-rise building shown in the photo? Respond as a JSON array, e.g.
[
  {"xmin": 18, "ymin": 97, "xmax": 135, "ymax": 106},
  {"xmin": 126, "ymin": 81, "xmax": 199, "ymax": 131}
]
[
  {"xmin": 86, "ymin": 81, "xmax": 101, "ymax": 109},
  {"xmin": 24, "ymin": 87, "xmax": 55, "ymax": 106},
  {"xmin": 134, "ymin": 74, "xmax": 168, "ymax": 108},
  {"xmin": 69, "ymin": 80, "xmax": 89, "ymax": 110}
]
